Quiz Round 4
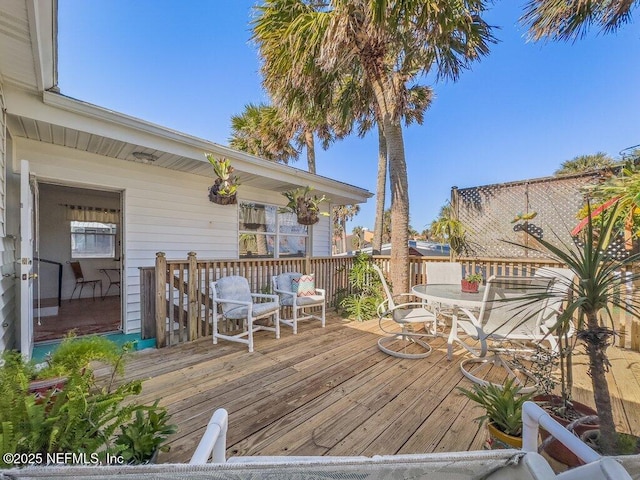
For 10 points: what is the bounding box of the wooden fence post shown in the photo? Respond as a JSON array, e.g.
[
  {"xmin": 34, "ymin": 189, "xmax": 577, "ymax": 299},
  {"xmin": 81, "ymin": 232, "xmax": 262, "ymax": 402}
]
[
  {"xmin": 187, "ymin": 251, "xmax": 198, "ymax": 341},
  {"xmin": 155, "ymin": 252, "xmax": 167, "ymax": 348}
]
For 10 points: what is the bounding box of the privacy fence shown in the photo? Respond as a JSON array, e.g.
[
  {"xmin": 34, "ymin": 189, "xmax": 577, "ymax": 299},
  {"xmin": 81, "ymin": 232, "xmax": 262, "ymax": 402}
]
[{"xmin": 140, "ymin": 253, "xmax": 639, "ymax": 352}]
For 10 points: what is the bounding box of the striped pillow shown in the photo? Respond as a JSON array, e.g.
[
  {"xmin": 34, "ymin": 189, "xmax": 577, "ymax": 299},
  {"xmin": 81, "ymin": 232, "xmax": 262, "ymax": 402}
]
[{"xmin": 292, "ymin": 274, "xmax": 315, "ymax": 297}]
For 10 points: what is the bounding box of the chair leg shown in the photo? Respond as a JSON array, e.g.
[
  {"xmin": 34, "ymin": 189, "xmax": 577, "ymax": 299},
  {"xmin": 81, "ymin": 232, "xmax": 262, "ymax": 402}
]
[
  {"xmin": 321, "ymin": 302, "xmax": 326, "ymax": 328},
  {"xmin": 247, "ymin": 317, "xmax": 254, "ymax": 353},
  {"xmin": 274, "ymin": 309, "xmax": 280, "ymax": 339},
  {"xmin": 212, "ymin": 311, "xmax": 218, "ymax": 345},
  {"xmin": 71, "ymin": 284, "xmax": 79, "ymax": 300},
  {"xmin": 292, "ymin": 306, "xmax": 298, "ymax": 335}
]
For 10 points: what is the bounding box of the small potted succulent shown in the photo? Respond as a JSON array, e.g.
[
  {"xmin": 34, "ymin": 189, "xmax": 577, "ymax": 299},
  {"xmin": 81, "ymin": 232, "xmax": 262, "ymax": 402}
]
[
  {"xmin": 281, "ymin": 186, "xmax": 329, "ymax": 225},
  {"xmin": 206, "ymin": 154, "xmax": 240, "ymax": 205},
  {"xmin": 461, "ymin": 273, "xmax": 483, "ymax": 293}
]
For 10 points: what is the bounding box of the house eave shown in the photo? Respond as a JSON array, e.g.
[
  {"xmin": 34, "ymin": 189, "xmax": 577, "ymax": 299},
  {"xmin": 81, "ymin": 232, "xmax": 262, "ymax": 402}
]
[{"xmin": 6, "ymin": 89, "xmax": 371, "ymax": 204}]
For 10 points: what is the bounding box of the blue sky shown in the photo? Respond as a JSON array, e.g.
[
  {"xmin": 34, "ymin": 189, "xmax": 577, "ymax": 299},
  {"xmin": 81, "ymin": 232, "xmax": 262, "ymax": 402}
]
[{"xmin": 58, "ymin": 1, "xmax": 639, "ymax": 233}]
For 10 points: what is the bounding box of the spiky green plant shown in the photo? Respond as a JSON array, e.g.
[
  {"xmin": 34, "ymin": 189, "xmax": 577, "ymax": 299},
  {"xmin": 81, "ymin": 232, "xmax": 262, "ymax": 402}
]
[
  {"xmin": 514, "ymin": 202, "xmax": 640, "ymax": 454},
  {"xmin": 459, "ymin": 378, "xmax": 535, "ymax": 437}
]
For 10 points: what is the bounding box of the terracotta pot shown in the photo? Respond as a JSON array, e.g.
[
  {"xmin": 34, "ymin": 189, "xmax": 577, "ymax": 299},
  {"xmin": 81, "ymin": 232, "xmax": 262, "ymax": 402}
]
[
  {"xmin": 461, "ymin": 279, "xmax": 479, "ymax": 293},
  {"xmin": 534, "ymin": 394, "xmax": 599, "ymax": 467},
  {"xmin": 29, "ymin": 376, "xmax": 68, "ymax": 403},
  {"xmin": 487, "ymin": 422, "xmax": 522, "ymax": 449}
]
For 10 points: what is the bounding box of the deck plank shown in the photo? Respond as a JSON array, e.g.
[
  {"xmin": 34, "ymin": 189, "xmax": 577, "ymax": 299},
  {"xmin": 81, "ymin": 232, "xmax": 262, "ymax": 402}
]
[{"xmin": 95, "ymin": 313, "xmax": 640, "ymax": 463}]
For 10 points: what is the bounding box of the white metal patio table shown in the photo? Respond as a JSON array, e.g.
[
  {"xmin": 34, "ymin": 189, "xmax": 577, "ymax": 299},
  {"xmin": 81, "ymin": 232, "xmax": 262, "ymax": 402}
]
[
  {"xmin": 411, "ymin": 284, "xmax": 485, "ymax": 360},
  {"xmin": 412, "ymin": 282, "xmax": 538, "ymax": 393}
]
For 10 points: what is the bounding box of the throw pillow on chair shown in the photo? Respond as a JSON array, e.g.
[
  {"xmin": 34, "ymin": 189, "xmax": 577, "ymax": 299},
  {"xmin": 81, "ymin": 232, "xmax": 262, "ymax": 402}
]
[{"xmin": 292, "ymin": 274, "xmax": 315, "ymax": 297}]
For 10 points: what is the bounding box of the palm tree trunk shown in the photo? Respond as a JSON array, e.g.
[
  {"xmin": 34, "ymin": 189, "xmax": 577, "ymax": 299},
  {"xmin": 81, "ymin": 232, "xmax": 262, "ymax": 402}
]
[
  {"xmin": 383, "ymin": 117, "xmax": 410, "ymax": 295},
  {"xmin": 585, "ymin": 311, "xmax": 617, "ymax": 454},
  {"xmin": 372, "ymin": 124, "xmax": 387, "ymax": 255},
  {"xmin": 305, "ymin": 130, "xmax": 316, "ymax": 174},
  {"xmin": 341, "ymin": 218, "xmax": 347, "ymax": 253}
]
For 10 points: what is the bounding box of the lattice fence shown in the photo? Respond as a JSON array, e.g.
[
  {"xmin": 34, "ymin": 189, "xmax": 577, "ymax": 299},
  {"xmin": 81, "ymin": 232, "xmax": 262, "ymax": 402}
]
[{"xmin": 456, "ymin": 171, "xmax": 607, "ymax": 258}]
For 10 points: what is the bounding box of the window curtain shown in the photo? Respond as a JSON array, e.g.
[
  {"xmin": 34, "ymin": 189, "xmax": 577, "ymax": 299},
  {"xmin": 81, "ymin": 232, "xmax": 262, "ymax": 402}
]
[
  {"xmin": 65, "ymin": 205, "xmax": 120, "ymax": 224},
  {"xmin": 241, "ymin": 205, "xmax": 266, "ymax": 229}
]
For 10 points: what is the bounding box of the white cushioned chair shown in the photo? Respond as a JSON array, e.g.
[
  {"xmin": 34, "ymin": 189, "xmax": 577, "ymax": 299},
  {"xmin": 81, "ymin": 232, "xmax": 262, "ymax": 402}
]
[
  {"xmin": 271, "ymin": 272, "xmax": 326, "ymax": 334},
  {"xmin": 210, "ymin": 276, "xmax": 280, "ymax": 352}
]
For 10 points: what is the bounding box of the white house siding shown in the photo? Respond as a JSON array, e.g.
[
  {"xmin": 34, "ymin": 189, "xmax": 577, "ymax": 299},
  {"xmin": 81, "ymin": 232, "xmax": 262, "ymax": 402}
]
[
  {"xmin": 10, "ymin": 138, "xmax": 333, "ymax": 334},
  {"xmin": 0, "ymin": 81, "xmax": 17, "ymax": 350}
]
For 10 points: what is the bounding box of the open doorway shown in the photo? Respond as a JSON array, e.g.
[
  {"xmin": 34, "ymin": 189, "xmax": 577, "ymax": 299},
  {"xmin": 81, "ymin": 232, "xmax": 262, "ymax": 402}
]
[{"xmin": 33, "ymin": 183, "xmax": 123, "ymax": 343}]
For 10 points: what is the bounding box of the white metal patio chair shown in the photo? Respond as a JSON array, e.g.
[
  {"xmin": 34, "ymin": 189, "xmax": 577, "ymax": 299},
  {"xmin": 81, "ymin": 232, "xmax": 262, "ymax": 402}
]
[
  {"xmin": 373, "ymin": 264, "xmax": 437, "ymax": 359},
  {"xmin": 449, "ymin": 275, "xmax": 559, "ymax": 392},
  {"xmin": 424, "ymin": 262, "xmax": 464, "ymax": 331},
  {"xmin": 272, "ymin": 272, "xmax": 326, "ymax": 334},
  {"xmin": 533, "ymin": 267, "xmax": 575, "ymax": 334},
  {"xmin": 210, "ymin": 276, "xmax": 280, "ymax": 353}
]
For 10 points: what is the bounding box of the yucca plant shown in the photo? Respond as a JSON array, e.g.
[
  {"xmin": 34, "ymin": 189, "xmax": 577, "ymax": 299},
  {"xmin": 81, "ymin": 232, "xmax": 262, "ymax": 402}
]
[{"xmin": 516, "ymin": 201, "xmax": 640, "ymax": 454}]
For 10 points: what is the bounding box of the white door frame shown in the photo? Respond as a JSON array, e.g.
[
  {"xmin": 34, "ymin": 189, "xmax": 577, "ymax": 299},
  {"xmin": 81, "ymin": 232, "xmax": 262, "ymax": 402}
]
[{"xmin": 19, "ymin": 159, "xmax": 34, "ymax": 359}]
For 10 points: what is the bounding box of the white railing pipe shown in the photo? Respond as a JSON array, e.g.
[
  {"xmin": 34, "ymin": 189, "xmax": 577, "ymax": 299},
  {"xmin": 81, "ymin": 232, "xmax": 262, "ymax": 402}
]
[
  {"xmin": 189, "ymin": 408, "xmax": 228, "ymax": 464},
  {"xmin": 522, "ymin": 401, "xmax": 600, "ymax": 465}
]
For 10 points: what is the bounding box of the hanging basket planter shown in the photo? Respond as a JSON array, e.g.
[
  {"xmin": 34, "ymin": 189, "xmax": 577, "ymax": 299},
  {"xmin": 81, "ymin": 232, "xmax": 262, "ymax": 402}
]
[
  {"xmin": 208, "ymin": 186, "xmax": 237, "ymax": 205},
  {"xmin": 205, "ymin": 154, "xmax": 240, "ymax": 206},
  {"xmin": 281, "ymin": 186, "xmax": 329, "ymax": 226},
  {"xmin": 296, "ymin": 211, "xmax": 319, "ymax": 225}
]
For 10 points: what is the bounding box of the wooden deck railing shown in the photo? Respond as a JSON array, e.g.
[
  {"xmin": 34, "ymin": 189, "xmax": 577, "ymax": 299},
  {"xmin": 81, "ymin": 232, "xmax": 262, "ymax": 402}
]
[{"xmin": 140, "ymin": 253, "xmax": 640, "ymax": 352}]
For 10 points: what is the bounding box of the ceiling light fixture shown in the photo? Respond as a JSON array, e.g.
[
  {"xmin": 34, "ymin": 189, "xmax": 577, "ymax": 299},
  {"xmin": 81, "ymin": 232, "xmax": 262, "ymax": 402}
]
[{"xmin": 132, "ymin": 151, "xmax": 158, "ymax": 163}]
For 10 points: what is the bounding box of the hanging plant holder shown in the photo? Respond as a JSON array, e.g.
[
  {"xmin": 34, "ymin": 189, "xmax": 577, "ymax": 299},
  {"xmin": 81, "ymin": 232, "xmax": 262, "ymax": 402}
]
[
  {"xmin": 297, "ymin": 211, "xmax": 319, "ymax": 225},
  {"xmin": 205, "ymin": 154, "xmax": 240, "ymax": 206},
  {"xmin": 280, "ymin": 186, "xmax": 329, "ymax": 226},
  {"xmin": 208, "ymin": 185, "xmax": 237, "ymax": 205}
]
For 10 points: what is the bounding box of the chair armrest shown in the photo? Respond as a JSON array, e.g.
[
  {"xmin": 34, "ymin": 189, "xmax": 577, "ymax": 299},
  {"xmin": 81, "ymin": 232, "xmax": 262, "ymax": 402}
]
[
  {"xmin": 393, "ymin": 301, "xmax": 433, "ymax": 310},
  {"xmin": 251, "ymin": 293, "xmax": 279, "ymax": 302},
  {"xmin": 274, "ymin": 288, "xmax": 295, "ymax": 297},
  {"xmin": 314, "ymin": 288, "xmax": 326, "ymax": 296},
  {"xmin": 213, "ymin": 298, "xmax": 252, "ymax": 307}
]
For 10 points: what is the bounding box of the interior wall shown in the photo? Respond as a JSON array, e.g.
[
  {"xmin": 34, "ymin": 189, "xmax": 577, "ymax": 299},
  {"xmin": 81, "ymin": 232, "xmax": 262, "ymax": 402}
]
[{"xmin": 36, "ymin": 183, "xmax": 120, "ymax": 300}]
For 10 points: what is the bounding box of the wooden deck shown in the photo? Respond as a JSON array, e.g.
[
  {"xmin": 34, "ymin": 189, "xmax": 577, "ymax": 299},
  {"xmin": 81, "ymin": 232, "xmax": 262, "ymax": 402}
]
[{"xmin": 96, "ymin": 312, "xmax": 640, "ymax": 463}]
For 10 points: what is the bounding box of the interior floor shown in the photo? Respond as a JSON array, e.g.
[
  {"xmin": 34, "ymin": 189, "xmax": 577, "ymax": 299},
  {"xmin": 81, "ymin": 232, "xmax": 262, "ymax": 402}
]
[{"xmin": 34, "ymin": 295, "xmax": 122, "ymax": 342}]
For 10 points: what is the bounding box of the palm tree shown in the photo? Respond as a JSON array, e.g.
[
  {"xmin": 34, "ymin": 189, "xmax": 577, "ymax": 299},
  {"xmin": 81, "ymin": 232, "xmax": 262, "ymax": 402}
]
[
  {"xmin": 522, "ymin": 0, "xmax": 638, "ymax": 41},
  {"xmin": 352, "ymin": 225, "xmax": 365, "ymax": 250},
  {"xmin": 555, "ymin": 152, "xmax": 616, "ymax": 175},
  {"xmin": 333, "ymin": 204, "xmax": 360, "ymax": 253},
  {"xmin": 229, "ymin": 103, "xmax": 300, "ymax": 164},
  {"xmin": 253, "ymin": 0, "xmax": 494, "ymax": 294},
  {"xmin": 430, "ymin": 202, "xmax": 471, "ymax": 260}
]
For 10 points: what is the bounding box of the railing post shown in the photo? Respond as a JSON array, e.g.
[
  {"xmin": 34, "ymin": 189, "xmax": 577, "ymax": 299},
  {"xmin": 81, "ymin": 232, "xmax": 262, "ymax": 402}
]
[
  {"xmin": 155, "ymin": 252, "xmax": 167, "ymax": 348},
  {"xmin": 188, "ymin": 251, "xmax": 198, "ymax": 341}
]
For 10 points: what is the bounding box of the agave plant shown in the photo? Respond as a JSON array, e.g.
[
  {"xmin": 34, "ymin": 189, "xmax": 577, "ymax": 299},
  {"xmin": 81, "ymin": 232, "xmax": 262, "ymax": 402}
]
[{"xmin": 517, "ymin": 201, "xmax": 640, "ymax": 454}]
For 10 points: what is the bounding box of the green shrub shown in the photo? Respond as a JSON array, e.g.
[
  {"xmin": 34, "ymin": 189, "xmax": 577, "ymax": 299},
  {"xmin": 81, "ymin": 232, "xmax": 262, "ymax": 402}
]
[{"xmin": 339, "ymin": 253, "xmax": 384, "ymax": 321}]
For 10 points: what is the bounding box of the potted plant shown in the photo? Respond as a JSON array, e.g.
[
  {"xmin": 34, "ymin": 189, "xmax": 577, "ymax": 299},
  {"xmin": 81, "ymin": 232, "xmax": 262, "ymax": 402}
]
[
  {"xmin": 518, "ymin": 201, "xmax": 640, "ymax": 457},
  {"xmin": 459, "ymin": 377, "xmax": 534, "ymax": 449},
  {"xmin": 281, "ymin": 186, "xmax": 328, "ymax": 225},
  {"xmin": 0, "ymin": 349, "xmax": 143, "ymax": 466},
  {"xmin": 206, "ymin": 154, "xmax": 239, "ymax": 205},
  {"xmin": 29, "ymin": 333, "xmax": 123, "ymax": 400},
  {"xmin": 461, "ymin": 273, "xmax": 483, "ymax": 293},
  {"xmin": 115, "ymin": 400, "xmax": 177, "ymax": 464},
  {"xmin": 525, "ymin": 344, "xmax": 599, "ymax": 466}
]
